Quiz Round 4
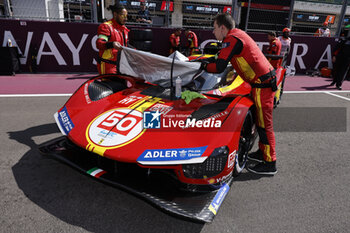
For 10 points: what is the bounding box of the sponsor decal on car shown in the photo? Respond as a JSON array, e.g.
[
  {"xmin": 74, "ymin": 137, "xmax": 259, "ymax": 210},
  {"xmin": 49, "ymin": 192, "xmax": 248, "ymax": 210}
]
[
  {"xmin": 86, "ymin": 167, "xmax": 107, "ymax": 178},
  {"xmin": 85, "ymin": 97, "xmax": 162, "ymax": 156},
  {"xmin": 227, "ymin": 150, "xmax": 236, "ymax": 168},
  {"xmin": 84, "ymin": 83, "xmax": 91, "ymax": 104},
  {"xmin": 137, "ymin": 146, "xmax": 208, "ymax": 165},
  {"xmin": 55, "ymin": 106, "xmax": 75, "ymax": 135},
  {"xmin": 118, "ymin": 95, "xmax": 143, "ymax": 105},
  {"xmin": 148, "ymin": 103, "xmax": 173, "ymax": 115},
  {"xmin": 215, "ymin": 173, "xmax": 232, "ymax": 183},
  {"xmin": 208, "ymin": 183, "xmax": 230, "ymax": 215}
]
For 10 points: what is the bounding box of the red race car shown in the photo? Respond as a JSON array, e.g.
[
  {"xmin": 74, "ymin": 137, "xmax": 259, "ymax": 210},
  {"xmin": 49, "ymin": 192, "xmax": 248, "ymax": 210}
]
[{"xmin": 39, "ymin": 48, "xmax": 282, "ymax": 222}]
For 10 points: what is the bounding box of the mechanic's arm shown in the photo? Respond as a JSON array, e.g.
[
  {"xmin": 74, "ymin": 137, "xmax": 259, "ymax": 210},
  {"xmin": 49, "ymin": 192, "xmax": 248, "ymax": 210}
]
[
  {"xmin": 96, "ymin": 24, "xmax": 123, "ymax": 51},
  {"xmin": 187, "ymin": 34, "xmax": 193, "ymax": 47},
  {"xmin": 204, "ymin": 37, "xmax": 242, "ymax": 73},
  {"xmin": 269, "ymin": 40, "xmax": 279, "ymax": 54},
  {"xmin": 201, "ymin": 56, "xmax": 216, "ymax": 63},
  {"xmin": 170, "ymin": 37, "xmax": 177, "ymax": 48}
]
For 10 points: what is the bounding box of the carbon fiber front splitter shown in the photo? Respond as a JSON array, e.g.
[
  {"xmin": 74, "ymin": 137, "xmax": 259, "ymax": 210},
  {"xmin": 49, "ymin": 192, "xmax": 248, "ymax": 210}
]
[{"xmin": 38, "ymin": 136, "xmax": 233, "ymax": 223}]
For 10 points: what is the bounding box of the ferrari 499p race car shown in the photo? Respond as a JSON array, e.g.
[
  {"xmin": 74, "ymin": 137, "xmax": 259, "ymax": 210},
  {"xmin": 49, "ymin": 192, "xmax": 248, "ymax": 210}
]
[{"xmin": 39, "ymin": 47, "xmax": 284, "ymax": 222}]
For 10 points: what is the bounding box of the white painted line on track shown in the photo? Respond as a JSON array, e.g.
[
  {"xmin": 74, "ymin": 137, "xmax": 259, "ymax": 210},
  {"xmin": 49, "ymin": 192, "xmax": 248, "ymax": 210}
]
[
  {"xmin": 284, "ymin": 90, "xmax": 350, "ymax": 94},
  {"xmin": 324, "ymin": 92, "xmax": 350, "ymax": 102},
  {"xmin": 0, "ymin": 94, "xmax": 72, "ymax": 97}
]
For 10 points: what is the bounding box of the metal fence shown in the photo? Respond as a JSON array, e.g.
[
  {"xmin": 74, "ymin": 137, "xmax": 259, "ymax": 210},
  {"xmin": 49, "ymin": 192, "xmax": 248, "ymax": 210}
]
[{"xmin": 0, "ymin": 0, "xmax": 349, "ymax": 37}]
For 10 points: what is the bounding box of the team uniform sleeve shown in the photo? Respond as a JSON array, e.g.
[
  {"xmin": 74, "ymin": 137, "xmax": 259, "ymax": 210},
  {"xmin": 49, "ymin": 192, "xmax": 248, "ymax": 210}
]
[
  {"xmin": 268, "ymin": 40, "xmax": 279, "ymax": 54},
  {"xmin": 169, "ymin": 35, "xmax": 177, "ymax": 47},
  {"xmin": 96, "ymin": 23, "xmax": 111, "ymax": 50},
  {"xmin": 187, "ymin": 34, "xmax": 193, "ymax": 47},
  {"xmin": 206, "ymin": 36, "xmax": 242, "ymax": 73}
]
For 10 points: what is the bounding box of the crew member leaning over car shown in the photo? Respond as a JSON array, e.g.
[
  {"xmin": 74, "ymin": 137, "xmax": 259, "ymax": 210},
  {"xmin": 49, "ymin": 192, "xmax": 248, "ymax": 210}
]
[
  {"xmin": 96, "ymin": 3, "xmax": 129, "ymax": 74},
  {"xmin": 201, "ymin": 13, "xmax": 277, "ymax": 175}
]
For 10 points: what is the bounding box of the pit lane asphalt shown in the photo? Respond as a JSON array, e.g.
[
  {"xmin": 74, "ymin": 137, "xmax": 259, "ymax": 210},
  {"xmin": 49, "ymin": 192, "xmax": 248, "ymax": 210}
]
[{"xmin": 1, "ymin": 92, "xmax": 349, "ymax": 233}]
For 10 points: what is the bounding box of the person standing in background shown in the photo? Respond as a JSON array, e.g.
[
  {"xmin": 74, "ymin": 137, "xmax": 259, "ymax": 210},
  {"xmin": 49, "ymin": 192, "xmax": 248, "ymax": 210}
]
[
  {"xmin": 278, "ymin": 27, "xmax": 292, "ymax": 67},
  {"xmin": 314, "ymin": 22, "xmax": 331, "ymax": 37},
  {"xmin": 278, "ymin": 28, "xmax": 292, "ymax": 56},
  {"xmin": 330, "ymin": 31, "xmax": 350, "ymax": 90},
  {"xmin": 185, "ymin": 28, "xmax": 198, "ymax": 56},
  {"xmin": 266, "ymin": 31, "xmax": 282, "ymax": 69},
  {"xmin": 96, "ymin": 3, "xmax": 129, "ymax": 74},
  {"xmin": 136, "ymin": 2, "xmax": 152, "ymax": 24},
  {"xmin": 169, "ymin": 28, "xmax": 181, "ymax": 55}
]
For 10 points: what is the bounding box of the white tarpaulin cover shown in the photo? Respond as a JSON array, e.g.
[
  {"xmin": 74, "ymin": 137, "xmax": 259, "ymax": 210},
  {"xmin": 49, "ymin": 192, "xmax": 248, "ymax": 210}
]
[{"xmin": 119, "ymin": 47, "xmax": 201, "ymax": 87}]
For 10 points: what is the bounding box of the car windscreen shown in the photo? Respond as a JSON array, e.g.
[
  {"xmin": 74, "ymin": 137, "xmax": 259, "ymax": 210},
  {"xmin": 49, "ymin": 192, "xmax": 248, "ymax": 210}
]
[
  {"xmin": 119, "ymin": 47, "xmax": 201, "ymax": 88},
  {"xmin": 191, "ymin": 65, "xmax": 233, "ymax": 92}
]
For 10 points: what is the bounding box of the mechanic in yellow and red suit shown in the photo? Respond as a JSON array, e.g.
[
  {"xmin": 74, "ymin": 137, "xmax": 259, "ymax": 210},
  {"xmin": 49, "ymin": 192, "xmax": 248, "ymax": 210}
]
[
  {"xmin": 96, "ymin": 3, "xmax": 129, "ymax": 74},
  {"xmin": 169, "ymin": 28, "xmax": 181, "ymax": 55},
  {"xmin": 185, "ymin": 28, "xmax": 198, "ymax": 56},
  {"xmin": 201, "ymin": 13, "xmax": 277, "ymax": 175},
  {"xmin": 266, "ymin": 31, "xmax": 282, "ymax": 69}
]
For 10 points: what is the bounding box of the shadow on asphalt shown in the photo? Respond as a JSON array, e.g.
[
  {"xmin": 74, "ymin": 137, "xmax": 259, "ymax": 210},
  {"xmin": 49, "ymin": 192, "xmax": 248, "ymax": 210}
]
[
  {"xmin": 9, "ymin": 124, "xmax": 204, "ymax": 233},
  {"xmin": 301, "ymin": 84, "xmax": 337, "ymax": 90},
  {"xmin": 234, "ymin": 167, "xmax": 275, "ymax": 182}
]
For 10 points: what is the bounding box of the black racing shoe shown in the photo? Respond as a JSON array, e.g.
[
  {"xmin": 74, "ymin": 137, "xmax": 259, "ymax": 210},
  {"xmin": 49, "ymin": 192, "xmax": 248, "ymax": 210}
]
[
  {"xmin": 247, "ymin": 161, "xmax": 277, "ymax": 175},
  {"xmin": 247, "ymin": 150, "xmax": 264, "ymax": 163}
]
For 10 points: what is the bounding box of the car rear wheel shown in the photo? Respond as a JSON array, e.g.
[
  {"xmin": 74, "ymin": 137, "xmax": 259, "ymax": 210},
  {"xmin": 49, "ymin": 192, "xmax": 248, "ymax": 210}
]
[{"xmin": 233, "ymin": 109, "xmax": 256, "ymax": 176}]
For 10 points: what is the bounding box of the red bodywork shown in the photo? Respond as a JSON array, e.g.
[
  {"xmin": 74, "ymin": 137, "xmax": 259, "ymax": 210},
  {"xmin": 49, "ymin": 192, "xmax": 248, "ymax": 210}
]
[{"xmin": 55, "ymin": 60, "xmax": 285, "ymax": 187}]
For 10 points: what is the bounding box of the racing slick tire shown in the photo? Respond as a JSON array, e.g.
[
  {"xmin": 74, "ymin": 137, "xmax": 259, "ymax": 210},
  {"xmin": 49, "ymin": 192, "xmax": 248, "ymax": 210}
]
[
  {"xmin": 132, "ymin": 41, "xmax": 152, "ymax": 52},
  {"xmin": 129, "ymin": 29, "xmax": 153, "ymax": 41},
  {"xmin": 233, "ymin": 109, "xmax": 256, "ymax": 176},
  {"xmin": 129, "ymin": 29, "xmax": 153, "ymax": 52}
]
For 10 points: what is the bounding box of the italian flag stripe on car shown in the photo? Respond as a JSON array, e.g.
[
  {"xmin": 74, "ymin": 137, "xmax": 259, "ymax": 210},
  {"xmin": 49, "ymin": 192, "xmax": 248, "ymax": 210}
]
[{"xmin": 87, "ymin": 167, "xmax": 107, "ymax": 178}]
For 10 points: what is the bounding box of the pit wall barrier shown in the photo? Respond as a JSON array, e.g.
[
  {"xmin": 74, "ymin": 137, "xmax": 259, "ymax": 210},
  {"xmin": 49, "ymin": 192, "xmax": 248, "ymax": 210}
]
[{"xmin": 0, "ymin": 19, "xmax": 337, "ymax": 73}]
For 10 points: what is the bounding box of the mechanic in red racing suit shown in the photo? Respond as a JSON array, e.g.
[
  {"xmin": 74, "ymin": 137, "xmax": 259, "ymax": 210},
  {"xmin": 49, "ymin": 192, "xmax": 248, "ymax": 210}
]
[
  {"xmin": 201, "ymin": 13, "xmax": 277, "ymax": 175},
  {"xmin": 185, "ymin": 28, "xmax": 199, "ymax": 56},
  {"xmin": 266, "ymin": 31, "xmax": 282, "ymax": 69},
  {"xmin": 96, "ymin": 3, "xmax": 129, "ymax": 74},
  {"xmin": 169, "ymin": 28, "xmax": 181, "ymax": 55}
]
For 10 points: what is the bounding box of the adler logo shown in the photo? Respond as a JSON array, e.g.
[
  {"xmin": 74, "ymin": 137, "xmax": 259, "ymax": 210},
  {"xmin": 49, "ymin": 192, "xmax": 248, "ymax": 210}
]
[
  {"xmin": 144, "ymin": 150, "xmax": 177, "ymax": 158},
  {"xmin": 137, "ymin": 146, "xmax": 208, "ymax": 164}
]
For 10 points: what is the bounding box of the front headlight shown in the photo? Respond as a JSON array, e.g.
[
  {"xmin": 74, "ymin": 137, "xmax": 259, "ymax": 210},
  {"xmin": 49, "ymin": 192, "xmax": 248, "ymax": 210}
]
[{"xmin": 182, "ymin": 146, "xmax": 229, "ymax": 179}]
